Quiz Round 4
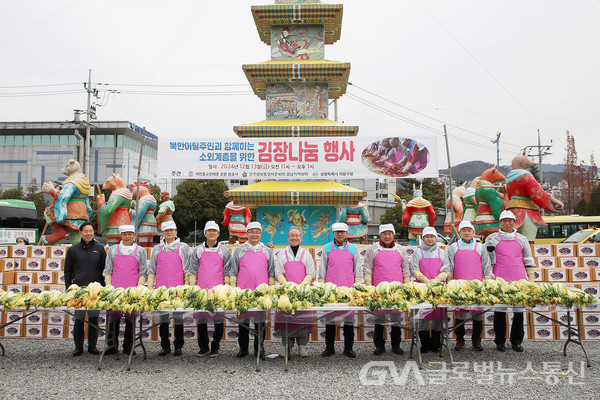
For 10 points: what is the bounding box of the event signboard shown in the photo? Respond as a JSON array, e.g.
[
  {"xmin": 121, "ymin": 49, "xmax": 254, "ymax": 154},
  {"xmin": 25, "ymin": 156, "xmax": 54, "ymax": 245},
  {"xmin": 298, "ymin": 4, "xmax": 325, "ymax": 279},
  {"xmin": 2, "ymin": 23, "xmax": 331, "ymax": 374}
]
[{"xmin": 158, "ymin": 136, "xmax": 438, "ymax": 180}]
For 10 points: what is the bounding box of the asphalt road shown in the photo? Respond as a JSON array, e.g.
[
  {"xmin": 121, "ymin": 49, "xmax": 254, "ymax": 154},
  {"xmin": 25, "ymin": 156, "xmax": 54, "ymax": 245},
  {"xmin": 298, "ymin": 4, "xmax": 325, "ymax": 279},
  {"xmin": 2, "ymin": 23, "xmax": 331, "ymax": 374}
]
[{"xmin": 0, "ymin": 339, "xmax": 598, "ymax": 399}]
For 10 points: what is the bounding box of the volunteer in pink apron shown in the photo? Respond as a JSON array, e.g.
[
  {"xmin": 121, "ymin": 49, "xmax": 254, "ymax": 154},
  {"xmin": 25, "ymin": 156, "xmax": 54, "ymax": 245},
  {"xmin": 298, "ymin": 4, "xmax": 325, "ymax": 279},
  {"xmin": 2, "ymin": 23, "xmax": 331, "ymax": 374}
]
[
  {"xmin": 410, "ymin": 226, "xmax": 445, "ymax": 353},
  {"xmin": 274, "ymin": 227, "xmax": 315, "ymax": 358},
  {"xmin": 230, "ymin": 221, "xmax": 276, "ymax": 359},
  {"xmin": 440, "ymin": 221, "xmax": 493, "ymax": 352},
  {"xmin": 103, "ymin": 224, "xmax": 147, "ymax": 355},
  {"xmin": 187, "ymin": 221, "xmax": 232, "ymax": 358},
  {"xmin": 147, "ymin": 220, "xmax": 191, "ymax": 357},
  {"xmin": 363, "ymin": 224, "xmax": 410, "ymax": 356},
  {"xmin": 319, "ymin": 222, "xmax": 363, "ymax": 358},
  {"xmin": 485, "ymin": 210, "xmax": 535, "ymax": 353}
]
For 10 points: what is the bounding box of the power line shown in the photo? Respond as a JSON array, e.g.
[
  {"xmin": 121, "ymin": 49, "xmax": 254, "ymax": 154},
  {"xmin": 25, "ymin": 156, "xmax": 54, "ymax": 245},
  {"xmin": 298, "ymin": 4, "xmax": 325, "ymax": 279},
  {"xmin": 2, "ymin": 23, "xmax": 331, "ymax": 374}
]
[{"xmin": 0, "ymin": 82, "xmax": 82, "ymax": 89}]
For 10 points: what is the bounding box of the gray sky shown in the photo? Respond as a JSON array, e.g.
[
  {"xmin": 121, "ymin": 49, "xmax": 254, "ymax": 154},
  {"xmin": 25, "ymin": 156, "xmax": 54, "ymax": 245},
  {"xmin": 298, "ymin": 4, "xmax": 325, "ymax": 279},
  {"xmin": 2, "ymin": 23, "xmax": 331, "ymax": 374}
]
[{"xmin": 1, "ymin": 0, "xmax": 599, "ymax": 168}]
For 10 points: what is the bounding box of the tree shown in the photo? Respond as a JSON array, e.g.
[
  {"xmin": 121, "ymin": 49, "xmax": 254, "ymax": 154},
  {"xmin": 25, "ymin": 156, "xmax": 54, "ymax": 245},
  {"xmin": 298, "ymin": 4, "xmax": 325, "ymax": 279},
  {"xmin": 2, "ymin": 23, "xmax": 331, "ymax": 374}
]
[
  {"xmin": 529, "ymin": 163, "xmax": 541, "ymax": 183},
  {"xmin": 588, "ymin": 184, "xmax": 600, "ymax": 216},
  {"xmin": 0, "ymin": 186, "xmax": 24, "ymax": 200},
  {"xmin": 24, "ymin": 179, "xmax": 49, "ymax": 227},
  {"xmin": 396, "ymin": 178, "xmax": 445, "ymax": 210},
  {"xmin": 574, "ymin": 199, "xmax": 588, "ymax": 216},
  {"xmin": 379, "ymin": 202, "xmax": 409, "ymax": 240},
  {"xmin": 172, "ymin": 180, "xmax": 230, "ymax": 239},
  {"xmin": 149, "ymin": 183, "xmax": 162, "ymax": 205},
  {"xmin": 563, "ymin": 131, "xmax": 580, "ymax": 213}
]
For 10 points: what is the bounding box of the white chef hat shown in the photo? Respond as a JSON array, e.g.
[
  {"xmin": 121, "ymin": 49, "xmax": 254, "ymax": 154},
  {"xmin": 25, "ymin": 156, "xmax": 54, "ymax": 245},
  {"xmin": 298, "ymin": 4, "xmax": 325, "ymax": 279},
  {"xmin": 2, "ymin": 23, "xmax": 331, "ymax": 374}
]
[
  {"xmin": 422, "ymin": 226, "xmax": 437, "ymax": 237},
  {"xmin": 162, "ymin": 221, "xmax": 177, "ymax": 231},
  {"xmin": 499, "ymin": 210, "xmax": 516, "ymax": 221},
  {"xmin": 332, "ymin": 222, "xmax": 349, "ymax": 232},
  {"xmin": 458, "ymin": 221, "xmax": 474, "ymax": 231},
  {"xmin": 118, "ymin": 225, "xmax": 135, "ymax": 234},
  {"xmin": 246, "ymin": 221, "xmax": 263, "ymax": 232},
  {"xmin": 204, "ymin": 221, "xmax": 220, "ymax": 234},
  {"xmin": 378, "ymin": 224, "xmax": 395, "ymax": 235}
]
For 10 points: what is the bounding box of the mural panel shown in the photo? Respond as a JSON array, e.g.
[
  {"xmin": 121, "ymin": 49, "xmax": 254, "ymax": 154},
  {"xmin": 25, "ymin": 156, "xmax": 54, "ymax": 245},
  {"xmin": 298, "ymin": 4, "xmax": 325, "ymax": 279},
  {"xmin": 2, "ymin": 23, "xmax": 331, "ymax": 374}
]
[
  {"xmin": 271, "ymin": 25, "xmax": 324, "ymax": 61},
  {"xmin": 266, "ymin": 82, "xmax": 328, "ymax": 120},
  {"xmin": 257, "ymin": 205, "xmax": 335, "ymax": 245}
]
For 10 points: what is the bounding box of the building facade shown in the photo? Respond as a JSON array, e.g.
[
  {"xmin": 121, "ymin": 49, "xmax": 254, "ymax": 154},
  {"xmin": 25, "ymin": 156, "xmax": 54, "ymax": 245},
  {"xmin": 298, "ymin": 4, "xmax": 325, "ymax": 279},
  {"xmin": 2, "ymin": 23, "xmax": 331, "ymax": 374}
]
[{"xmin": 0, "ymin": 121, "xmax": 157, "ymax": 191}]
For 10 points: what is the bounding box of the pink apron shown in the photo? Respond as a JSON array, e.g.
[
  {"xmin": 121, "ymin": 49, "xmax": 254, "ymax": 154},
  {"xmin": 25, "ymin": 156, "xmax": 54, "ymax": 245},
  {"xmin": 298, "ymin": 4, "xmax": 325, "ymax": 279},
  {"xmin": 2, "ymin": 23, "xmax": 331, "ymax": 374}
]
[
  {"xmin": 493, "ymin": 233, "xmax": 527, "ymax": 281},
  {"xmin": 325, "ymin": 243, "xmax": 355, "ymax": 320},
  {"xmin": 275, "ymin": 249, "xmax": 313, "ymax": 331},
  {"xmin": 417, "ymin": 248, "xmax": 442, "ymax": 320},
  {"xmin": 195, "ymin": 244, "xmax": 225, "ymax": 321},
  {"xmin": 372, "ymin": 248, "xmax": 404, "ymax": 318},
  {"xmin": 156, "ymin": 243, "xmax": 185, "ymax": 288},
  {"xmin": 453, "ymin": 242, "xmax": 483, "ymax": 313},
  {"xmin": 111, "ymin": 244, "xmax": 140, "ymax": 318},
  {"xmin": 237, "ymin": 244, "xmax": 269, "ymax": 320}
]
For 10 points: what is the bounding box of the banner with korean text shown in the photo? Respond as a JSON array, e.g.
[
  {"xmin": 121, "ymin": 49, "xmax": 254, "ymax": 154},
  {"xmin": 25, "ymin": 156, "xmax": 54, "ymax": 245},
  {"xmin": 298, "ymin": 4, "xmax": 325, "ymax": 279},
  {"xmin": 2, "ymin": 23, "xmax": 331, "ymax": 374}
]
[{"xmin": 158, "ymin": 136, "xmax": 438, "ymax": 180}]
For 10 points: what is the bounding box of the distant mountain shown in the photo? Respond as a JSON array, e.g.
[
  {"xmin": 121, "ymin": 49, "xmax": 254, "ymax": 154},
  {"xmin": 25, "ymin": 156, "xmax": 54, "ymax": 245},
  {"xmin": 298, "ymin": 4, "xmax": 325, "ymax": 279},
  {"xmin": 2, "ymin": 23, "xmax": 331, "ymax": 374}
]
[{"xmin": 439, "ymin": 161, "xmax": 564, "ymax": 186}]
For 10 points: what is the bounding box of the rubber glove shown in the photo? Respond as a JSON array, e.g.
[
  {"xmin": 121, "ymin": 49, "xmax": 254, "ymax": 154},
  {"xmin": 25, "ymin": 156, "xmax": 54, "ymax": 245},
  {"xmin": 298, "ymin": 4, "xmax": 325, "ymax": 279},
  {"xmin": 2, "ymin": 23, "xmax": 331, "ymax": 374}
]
[
  {"xmin": 413, "ymin": 271, "xmax": 429, "ymax": 283},
  {"xmin": 277, "ymin": 274, "xmax": 287, "ymax": 285},
  {"xmin": 224, "ymin": 276, "xmax": 230, "ymax": 286},
  {"xmin": 188, "ymin": 275, "xmax": 197, "ymax": 286},
  {"xmin": 184, "ymin": 272, "xmax": 190, "ymax": 285},
  {"xmin": 301, "ymin": 275, "xmax": 313, "ymax": 285},
  {"xmin": 432, "ymin": 272, "xmax": 448, "ymax": 283},
  {"xmin": 268, "ymin": 277, "xmax": 276, "ymax": 285},
  {"xmin": 526, "ymin": 268, "xmax": 536, "ymax": 283},
  {"xmin": 229, "ymin": 276, "xmax": 237, "ymax": 287},
  {"xmin": 318, "ymin": 279, "xmax": 325, "ymax": 283},
  {"xmin": 147, "ymin": 274, "xmax": 156, "ymax": 289},
  {"xmin": 483, "ymin": 275, "xmax": 493, "ymax": 280},
  {"xmin": 364, "ymin": 273, "xmax": 372, "ymax": 286},
  {"xmin": 354, "ymin": 277, "xmax": 363, "ymax": 284},
  {"xmin": 104, "ymin": 274, "xmax": 112, "ymax": 286},
  {"xmin": 137, "ymin": 276, "xmax": 146, "ymax": 286},
  {"xmin": 403, "ymin": 276, "xmax": 411, "ymax": 284}
]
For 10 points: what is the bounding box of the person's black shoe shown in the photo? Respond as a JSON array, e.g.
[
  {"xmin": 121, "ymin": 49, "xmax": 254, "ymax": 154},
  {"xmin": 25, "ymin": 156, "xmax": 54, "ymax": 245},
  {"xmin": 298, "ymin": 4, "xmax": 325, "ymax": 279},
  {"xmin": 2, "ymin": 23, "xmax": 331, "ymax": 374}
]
[
  {"xmin": 88, "ymin": 348, "xmax": 100, "ymax": 355},
  {"xmin": 173, "ymin": 348, "xmax": 183, "ymax": 356},
  {"xmin": 209, "ymin": 347, "xmax": 219, "ymax": 358},
  {"xmin": 420, "ymin": 346, "xmax": 430, "ymax": 354},
  {"xmin": 123, "ymin": 349, "xmax": 136, "ymax": 356},
  {"xmin": 321, "ymin": 348, "xmax": 335, "ymax": 357},
  {"xmin": 236, "ymin": 349, "xmax": 249, "ymax": 358},
  {"xmin": 373, "ymin": 347, "xmax": 385, "ymax": 356},
  {"xmin": 72, "ymin": 349, "xmax": 83, "ymax": 357},
  {"xmin": 496, "ymin": 343, "xmax": 506, "ymax": 352},
  {"xmin": 343, "ymin": 349, "xmax": 356, "ymax": 358},
  {"xmin": 391, "ymin": 346, "xmax": 404, "ymax": 355},
  {"xmin": 104, "ymin": 347, "xmax": 117, "ymax": 355},
  {"xmin": 512, "ymin": 344, "xmax": 524, "ymax": 352},
  {"xmin": 196, "ymin": 349, "xmax": 210, "ymax": 357},
  {"xmin": 159, "ymin": 347, "xmax": 171, "ymax": 356}
]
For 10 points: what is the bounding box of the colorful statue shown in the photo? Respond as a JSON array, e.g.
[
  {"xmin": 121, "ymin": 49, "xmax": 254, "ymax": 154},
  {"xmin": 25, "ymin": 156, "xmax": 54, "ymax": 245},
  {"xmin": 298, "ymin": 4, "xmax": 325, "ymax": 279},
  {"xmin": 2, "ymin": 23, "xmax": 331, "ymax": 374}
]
[
  {"xmin": 474, "ymin": 168, "xmax": 505, "ymax": 239},
  {"xmin": 156, "ymin": 191, "xmax": 175, "ymax": 234},
  {"xmin": 505, "ymin": 152, "xmax": 564, "ymax": 242},
  {"xmin": 338, "ymin": 201, "xmax": 371, "ymax": 244},
  {"xmin": 41, "ymin": 159, "xmax": 92, "ymax": 244},
  {"xmin": 130, "ymin": 182, "xmax": 158, "ymax": 248},
  {"xmin": 443, "ymin": 182, "xmax": 466, "ymax": 234},
  {"xmin": 401, "ymin": 183, "xmax": 437, "ymax": 245},
  {"xmin": 97, "ymin": 173, "xmax": 132, "ymax": 245},
  {"xmin": 222, "ymin": 201, "xmax": 252, "ymax": 244},
  {"xmin": 462, "ymin": 178, "xmax": 479, "ymax": 223}
]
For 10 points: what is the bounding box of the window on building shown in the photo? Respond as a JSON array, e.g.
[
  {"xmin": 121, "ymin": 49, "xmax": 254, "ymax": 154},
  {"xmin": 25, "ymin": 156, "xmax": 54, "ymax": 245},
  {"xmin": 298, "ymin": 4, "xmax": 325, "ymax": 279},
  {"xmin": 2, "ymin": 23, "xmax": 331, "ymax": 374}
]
[
  {"xmin": 341, "ymin": 179, "xmax": 350, "ymax": 186},
  {"xmin": 50, "ymin": 135, "xmax": 60, "ymax": 145},
  {"xmin": 14, "ymin": 136, "xmax": 23, "ymax": 145},
  {"xmin": 5, "ymin": 136, "xmax": 14, "ymax": 145},
  {"xmin": 41, "ymin": 135, "xmax": 50, "ymax": 145},
  {"xmin": 32, "ymin": 135, "xmax": 41, "ymax": 145}
]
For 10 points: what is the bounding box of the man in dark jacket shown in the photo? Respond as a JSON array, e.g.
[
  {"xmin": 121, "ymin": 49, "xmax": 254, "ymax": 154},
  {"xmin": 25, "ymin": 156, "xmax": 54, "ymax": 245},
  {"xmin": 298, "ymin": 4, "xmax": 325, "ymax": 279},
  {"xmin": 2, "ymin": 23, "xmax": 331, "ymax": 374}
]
[{"xmin": 64, "ymin": 221, "xmax": 106, "ymax": 356}]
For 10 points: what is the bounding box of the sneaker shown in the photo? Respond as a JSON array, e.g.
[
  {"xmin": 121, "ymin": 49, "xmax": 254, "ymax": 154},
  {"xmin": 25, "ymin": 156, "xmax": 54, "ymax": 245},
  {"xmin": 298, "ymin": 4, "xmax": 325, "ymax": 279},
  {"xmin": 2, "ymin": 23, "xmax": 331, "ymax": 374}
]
[
  {"xmin": 512, "ymin": 344, "xmax": 524, "ymax": 352},
  {"xmin": 472, "ymin": 341, "xmax": 483, "ymax": 351},
  {"xmin": 72, "ymin": 348, "xmax": 83, "ymax": 357},
  {"xmin": 321, "ymin": 348, "xmax": 335, "ymax": 357},
  {"xmin": 173, "ymin": 348, "xmax": 183, "ymax": 356},
  {"xmin": 373, "ymin": 347, "xmax": 385, "ymax": 356},
  {"xmin": 454, "ymin": 338, "xmax": 465, "ymax": 351},
  {"xmin": 391, "ymin": 346, "xmax": 404, "ymax": 355},
  {"xmin": 158, "ymin": 347, "xmax": 171, "ymax": 357},
  {"xmin": 496, "ymin": 343, "xmax": 506, "ymax": 352},
  {"xmin": 236, "ymin": 349, "xmax": 249, "ymax": 358},
  {"xmin": 209, "ymin": 348, "xmax": 219, "ymax": 358},
  {"xmin": 196, "ymin": 349, "xmax": 210, "ymax": 357},
  {"xmin": 279, "ymin": 347, "xmax": 294, "ymax": 357},
  {"xmin": 343, "ymin": 349, "xmax": 356, "ymax": 358},
  {"xmin": 104, "ymin": 347, "xmax": 117, "ymax": 355},
  {"xmin": 88, "ymin": 347, "xmax": 100, "ymax": 355}
]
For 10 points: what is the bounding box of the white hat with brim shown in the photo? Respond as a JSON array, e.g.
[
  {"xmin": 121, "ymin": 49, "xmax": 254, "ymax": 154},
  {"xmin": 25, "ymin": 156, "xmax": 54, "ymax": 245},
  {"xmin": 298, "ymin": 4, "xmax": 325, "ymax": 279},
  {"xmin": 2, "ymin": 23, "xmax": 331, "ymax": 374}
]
[
  {"xmin": 458, "ymin": 221, "xmax": 474, "ymax": 231},
  {"xmin": 499, "ymin": 210, "xmax": 516, "ymax": 221},
  {"xmin": 332, "ymin": 223, "xmax": 349, "ymax": 232},
  {"xmin": 204, "ymin": 221, "xmax": 220, "ymax": 234},
  {"xmin": 246, "ymin": 221, "xmax": 263, "ymax": 232},
  {"xmin": 162, "ymin": 221, "xmax": 177, "ymax": 231},
  {"xmin": 422, "ymin": 226, "xmax": 437, "ymax": 237},
  {"xmin": 119, "ymin": 225, "xmax": 135, "ymax": 234},
  {"xmin": 378, "ymin": 224, "xmax": 395, "ymax": 235}
]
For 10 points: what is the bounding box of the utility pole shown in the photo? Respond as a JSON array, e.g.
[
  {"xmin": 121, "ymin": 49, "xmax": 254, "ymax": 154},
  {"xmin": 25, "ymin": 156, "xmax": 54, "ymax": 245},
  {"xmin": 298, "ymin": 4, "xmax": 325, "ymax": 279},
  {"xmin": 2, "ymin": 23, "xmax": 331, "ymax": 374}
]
[
  {"xmin": 523, "ymin": 129, "xmax": 553, "ymax": 185},
  {"xmin": 333, "ymin": 99, "xmax": 338, "ymax": 122},
  {"xmin": 443, "ymin": 125, "xmax": 458, "ymax": 239},
  {"xmin": 85, "ymin": 70, "xmax": 92, "ymax": 178},
  {"xmin": 490, "ymin": 132, "xmax": 501, "ymax": 168}
]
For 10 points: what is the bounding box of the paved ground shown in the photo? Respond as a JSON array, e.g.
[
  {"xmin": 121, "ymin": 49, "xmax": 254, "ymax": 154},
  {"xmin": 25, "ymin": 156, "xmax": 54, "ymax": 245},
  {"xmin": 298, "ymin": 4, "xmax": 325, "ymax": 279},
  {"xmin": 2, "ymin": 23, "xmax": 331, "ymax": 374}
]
[{"xmin": 0, "ymin": 339, "xmax": 598, "ymax": 399}]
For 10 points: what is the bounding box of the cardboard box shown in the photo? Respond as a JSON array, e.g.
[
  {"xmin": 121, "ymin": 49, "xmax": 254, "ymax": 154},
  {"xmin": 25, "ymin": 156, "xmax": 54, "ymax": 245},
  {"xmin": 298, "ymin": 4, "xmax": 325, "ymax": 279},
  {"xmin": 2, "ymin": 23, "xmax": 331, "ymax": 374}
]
[
  {"xmin": 49, "ymin": 246, "xmax": 67, "ymax": 259},
  {"xmin": 594, "ymin": 268, "xmax": 600, "ymax": 282},
  {"xmin": 537, "ymin": 257, "xmax": 557, "ymax": 268},
  {"xmin": 28, "ymin": 284, "xmax": 45, "ymax": 294},
  {"xmin": 183, "ymin": 326, "xmax": 198, "ymax": 341},
  {"xmin": 5, "ymin": 284, "xmax": 25, "ymax": 293},
  {"xmin": 581, "ymin": 312, "xmax": 600, "ymax": 326},
  {"xmin": 559, "ymin": 257, "xmax": 579, "ymax": 268},
  {"xmin": 24, "ymin": 258, "xmax": 43, "ymax": 271},
  {"xmin": 46, "ymin": 311, "xmax": 67, "ymax": 326},
  {"xmin": 569, "ymin": 268, "xmax": 593, "ymax": 282},
  {"xmin": 4, "ymin": 311, "xmax": 23, "ymax": 325},
  {"xmin": 582, "ymin": 304, "xmax": 600, "ymax": 312},
  {"xmin": 0, "ymin": 246, "xmax": 8, "ymax": 258},
  {"xmin": 10, "ymin": 245, "xmax": 28, "ymax": 258},
  {"xmin": 1, "ymin": 324, "xmax": 23, "ymax": 337},
  {"xmin": 1, "ymin": 271, "xmax": 13, "ymax": 285},
  {"xmin": 546, "ymin": 268, "xmax": 568, "ymax": 282},
  {"xmin": 557, "ymin": 326, "xmax": 579, "ymax": 340},
  {"xmin": 43, "ymin": 258, "xmax": 63, "ymax": 272},
  {"xmin": 578, "ymin": 244, "xmax": 597, "ymax": 257},
  {"xmin": 582, "ymin": 326, "xmax": 600, "ymax": 340},
  {"xmin": 508, "ymin": 311, "xmax": 528, "ymax": 326},
  {"xmin": 57, "ymin": 272, "xmax": 65, "ymax": 286},
  {"xmin": 35, "ymin": 271, "xmax": 56, "ymax": 285},
  {"xmin": 30, "ymin": 246, "xmax": 48, "ymax": 258},
  {"xmin": 0, "ymin": 258, "xmax": 17, "ymax": 272},
  {"xmin": 556, "ymin": 243, "xmax": 577, "ymax": 257},
  {"xmin": 24, "ymin": 323, "xmax": 45, "ymax": 338},
  {"xmin": 533, "ymin": 244, "xmax": 553, "ymax": 257},
  {"xmin": 556, "ymin": 311, "xmax": 578, "ymax": 326},
  {"xmin": 532, "ymin": 326, "xmax": 556, "ymax": 340},
  {"xmin": 46, "ymin": 284, "xmax": 65, "ymax": 292},
  {"xmin": 531, "ymin": 312, "xmax": 553, "ymax": 326},
  {"xmin": 45, "ymin": 324, "xmax": 66, "ymax": 339},
  {"xmin": 16, "ymin": 271, "xmax": 34, "ymax": 285},
  {"xmin": 0, "ymin": 273, "xmax": 3, "ymax": 285},
  {"xmin": 580, "ymin": 283, "xmax": 600, "ymax": 299},
  {"xmin": 581, "ymin": 257, "xmax": 600, "ymax": 269},
  {"xmin": 224, "ymin": 326, "xmax": 240, "ymax": 341},
  {"xmin": 531, "ymin": 268, "xmax": 545, "ymax": 282},
  {"xmin": 135, "ymin": 327, "xmax": 152, "ymax": 341}
]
